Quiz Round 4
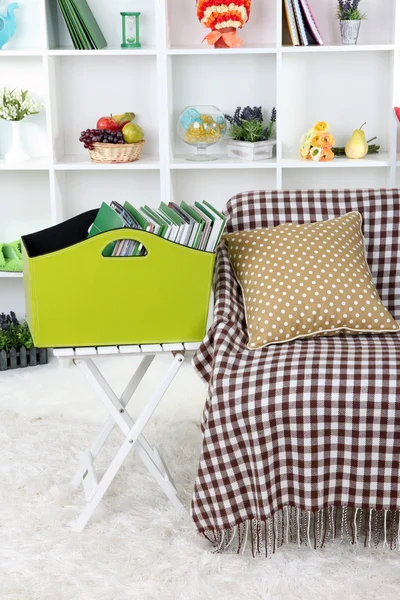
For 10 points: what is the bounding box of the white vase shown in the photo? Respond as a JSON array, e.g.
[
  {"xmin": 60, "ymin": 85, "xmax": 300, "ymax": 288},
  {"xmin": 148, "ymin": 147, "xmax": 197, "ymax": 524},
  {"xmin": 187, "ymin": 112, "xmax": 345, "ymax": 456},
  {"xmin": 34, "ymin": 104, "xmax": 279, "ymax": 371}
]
[{"xmin": 5, "ymin": 120, "xmax": 30, "ymax": 162}]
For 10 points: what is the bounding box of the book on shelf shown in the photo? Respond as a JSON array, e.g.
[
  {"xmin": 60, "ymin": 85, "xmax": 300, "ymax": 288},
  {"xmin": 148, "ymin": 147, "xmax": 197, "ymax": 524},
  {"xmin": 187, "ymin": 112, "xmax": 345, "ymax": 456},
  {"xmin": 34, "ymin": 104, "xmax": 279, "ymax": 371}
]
[
  {"xmin": 87, "ymin": 200, "xmax": 226, "ymax": 255},
  {"xmin": 57, "ymin": 0, "xmax": 107, "ymax": 50},
  {"xmin": 283, "ymin": 0, "xmax": 323, "ymax": 47}
]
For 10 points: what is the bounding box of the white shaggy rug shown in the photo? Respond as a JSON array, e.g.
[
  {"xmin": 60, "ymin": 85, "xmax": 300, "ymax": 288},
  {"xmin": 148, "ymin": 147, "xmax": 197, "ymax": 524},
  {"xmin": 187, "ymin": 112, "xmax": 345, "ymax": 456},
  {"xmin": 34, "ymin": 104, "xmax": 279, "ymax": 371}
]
[{"xmin": 1, "ymin": 360, "xmax": 400, "ymax": 599}]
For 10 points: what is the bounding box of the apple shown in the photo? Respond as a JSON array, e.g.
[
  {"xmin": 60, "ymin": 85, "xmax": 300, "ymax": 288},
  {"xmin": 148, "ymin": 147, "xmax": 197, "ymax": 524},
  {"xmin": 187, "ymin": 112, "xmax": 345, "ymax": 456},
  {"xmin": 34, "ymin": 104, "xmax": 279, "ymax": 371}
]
[
  {"xmin": 122, "ymin": 123, "xmax": 144, "ymax": 143},
  {"xmin": 97, "ymin": 116, "xmax": 119, "ymax": 131},
  {"xmin": 118, "ymin": 117, "xmax": 131, "ymax": 131}
]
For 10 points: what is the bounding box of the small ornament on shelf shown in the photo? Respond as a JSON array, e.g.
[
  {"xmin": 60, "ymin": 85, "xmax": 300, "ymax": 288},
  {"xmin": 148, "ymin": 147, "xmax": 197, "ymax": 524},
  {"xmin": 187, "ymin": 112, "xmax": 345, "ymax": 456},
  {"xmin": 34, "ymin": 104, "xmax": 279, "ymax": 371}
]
[
  {"xmin": 121, "ymin": 12, "xmax": 141, "ymax": 48},
  {"xmin": 178, "ymin": 105, "xmax": 226, "ymax": 161},
  {"xmin": 337, "ymin": 0, "xmax": 366, "ymax": 45},
  {"xmin": 0, "ymin": 2, "xmax": 19, "ymax": 50},
  {"xmin": 0, "ymin": 87, "xmax": 44, "ymax": 162},
  {"xmin": 224, "ymin": 106, "xmax": 276, "ymax": 160},
  {"xmin": 79, "ymin": 112, "xmax": 145, "ymax": 163},
  {"xmin": 300, "ymin": 122, "xmax": 335, "ymax": 163},
  {"xmin": 196, "ymin": 0, "xmax": 251, "ymax": 48}
]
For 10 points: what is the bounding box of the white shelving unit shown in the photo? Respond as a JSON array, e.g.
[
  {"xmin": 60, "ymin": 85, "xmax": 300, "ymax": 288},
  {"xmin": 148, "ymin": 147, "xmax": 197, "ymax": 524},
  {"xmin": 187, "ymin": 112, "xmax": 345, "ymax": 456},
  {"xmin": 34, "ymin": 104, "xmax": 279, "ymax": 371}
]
[{"xmin": 1, "ymin": 0, "xmax": 400, "ymax": 315}]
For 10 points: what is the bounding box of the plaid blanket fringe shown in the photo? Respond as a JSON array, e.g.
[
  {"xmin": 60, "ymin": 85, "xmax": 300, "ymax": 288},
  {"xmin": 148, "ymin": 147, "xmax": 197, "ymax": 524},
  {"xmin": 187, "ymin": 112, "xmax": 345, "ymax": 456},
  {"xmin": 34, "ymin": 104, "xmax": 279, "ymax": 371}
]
[{"xmin": 204, "ymin": 506, "xmax": 400, "ymax": 556}]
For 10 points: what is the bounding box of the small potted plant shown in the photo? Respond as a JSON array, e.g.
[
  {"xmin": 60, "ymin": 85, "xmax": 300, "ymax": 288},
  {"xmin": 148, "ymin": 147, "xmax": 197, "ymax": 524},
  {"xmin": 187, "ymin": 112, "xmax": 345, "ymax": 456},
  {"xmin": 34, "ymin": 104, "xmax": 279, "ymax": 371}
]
[
  {"xmin": 0, "ymin": 311, "xmax": 48, "ymax": 371},
  {"xmin": 337, "ymin": 1, "xmax": 366, "ymax": 45},
  {"xmin": 0, "ymin": 87, "xmax": 44, "ymax": 162},
  {"xmin": 224, "ymin": 106, "xmax": 276, "ymax": 161}
]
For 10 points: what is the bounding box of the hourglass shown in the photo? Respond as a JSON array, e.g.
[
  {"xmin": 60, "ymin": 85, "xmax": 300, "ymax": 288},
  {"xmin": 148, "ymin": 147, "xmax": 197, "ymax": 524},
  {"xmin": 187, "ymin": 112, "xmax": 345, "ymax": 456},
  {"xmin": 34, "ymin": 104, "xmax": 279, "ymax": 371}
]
[{"xmin": 121, "ymin": 12, "xmax": 141, "ymax": 48}]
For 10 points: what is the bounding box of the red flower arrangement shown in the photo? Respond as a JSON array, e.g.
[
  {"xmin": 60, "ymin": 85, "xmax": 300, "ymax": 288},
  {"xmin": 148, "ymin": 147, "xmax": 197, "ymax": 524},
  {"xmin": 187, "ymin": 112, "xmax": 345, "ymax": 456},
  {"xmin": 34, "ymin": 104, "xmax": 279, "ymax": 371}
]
[{"xmin": 197, "ymin": 0, "xmax": 252, "ymax": 48}]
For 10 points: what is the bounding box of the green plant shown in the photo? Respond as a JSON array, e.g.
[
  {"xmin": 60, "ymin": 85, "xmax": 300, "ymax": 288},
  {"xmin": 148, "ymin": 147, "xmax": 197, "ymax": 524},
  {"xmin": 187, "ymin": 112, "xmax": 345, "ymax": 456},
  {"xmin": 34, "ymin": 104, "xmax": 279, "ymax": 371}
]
[
  {"xmin": 0, "ymin": 88, "xmax": 44, "ymax": 122},
  {"xmin": 0, "ymin": 312, "xmax": 33, "ymax": 352},
  {"xmin": 224, "ymin": 106, "xmax": 276, "ymax": 143},
  {"xmin": 337, "ymin": 1, "xmax": 366, "ymax": 20}
]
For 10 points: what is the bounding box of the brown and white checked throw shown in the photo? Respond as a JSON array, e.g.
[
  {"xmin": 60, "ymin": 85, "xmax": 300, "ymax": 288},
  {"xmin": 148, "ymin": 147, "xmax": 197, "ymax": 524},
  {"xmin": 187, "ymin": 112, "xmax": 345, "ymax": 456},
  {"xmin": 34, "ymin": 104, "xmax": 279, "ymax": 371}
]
[{"xmin": 192, "ymin": 189, "xmax": 400, "ymax": 555}]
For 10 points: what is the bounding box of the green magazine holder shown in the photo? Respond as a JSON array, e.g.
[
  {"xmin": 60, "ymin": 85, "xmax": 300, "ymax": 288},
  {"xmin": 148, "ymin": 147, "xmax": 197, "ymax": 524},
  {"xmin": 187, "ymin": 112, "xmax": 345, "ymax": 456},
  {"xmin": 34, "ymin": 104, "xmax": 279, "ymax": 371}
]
[{"xmin": 22, "ymin": 209, "xmax": 215, "ymax": 348}]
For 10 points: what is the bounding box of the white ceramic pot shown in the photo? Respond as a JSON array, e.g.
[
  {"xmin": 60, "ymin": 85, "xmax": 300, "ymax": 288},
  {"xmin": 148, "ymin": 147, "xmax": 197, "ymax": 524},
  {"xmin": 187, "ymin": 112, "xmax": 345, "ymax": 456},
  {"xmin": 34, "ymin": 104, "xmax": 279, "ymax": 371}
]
[
  {"xmin": 340, "ymin": 20, "xmax": 361, "ymax": 45},
  {"xmin": 226, "ymin": 139, "xmax": 276, "ymax": 161},
  {"xmin": 5, "ymin": 120, "xmax": 30, "ymax": 162}
]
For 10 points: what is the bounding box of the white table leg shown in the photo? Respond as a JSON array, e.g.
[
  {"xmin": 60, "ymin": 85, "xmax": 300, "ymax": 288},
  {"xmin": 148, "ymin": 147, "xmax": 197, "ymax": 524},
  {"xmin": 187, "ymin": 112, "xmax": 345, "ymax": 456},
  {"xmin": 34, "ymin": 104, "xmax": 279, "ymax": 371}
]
[{"xmin": 71, "ymin": 352, "xmax": 185, "ymax": 532}]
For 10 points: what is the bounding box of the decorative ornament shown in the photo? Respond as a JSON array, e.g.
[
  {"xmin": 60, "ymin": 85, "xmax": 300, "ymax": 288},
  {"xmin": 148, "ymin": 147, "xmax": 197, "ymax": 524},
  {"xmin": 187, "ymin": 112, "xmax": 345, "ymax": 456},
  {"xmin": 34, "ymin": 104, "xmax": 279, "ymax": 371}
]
[
  {"xmin": 177, "ymin": 105, "xmax": 226, "ymax": 161},
  {"xmin": 299, "ymin": 122, "xmax": 335, "ymax": 163},
  {"xmin": 121, "ymin": 12, "xmax": 141, "ymax": 49},
  {"xmin": 0, "ymin": 2, "xmax": 19, "ymax": 50},
  {"xmin": 196, "ymin": 0, "xmax": 251, "ymax": 48}
]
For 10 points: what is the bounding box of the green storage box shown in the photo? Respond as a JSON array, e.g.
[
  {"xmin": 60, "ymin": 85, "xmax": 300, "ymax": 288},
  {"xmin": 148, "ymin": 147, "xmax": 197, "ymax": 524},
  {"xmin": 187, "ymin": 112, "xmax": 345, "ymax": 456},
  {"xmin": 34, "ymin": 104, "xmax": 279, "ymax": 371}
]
[{"xmin": 22, "ymin": 209, "xmax": 215, "ymax": 348}]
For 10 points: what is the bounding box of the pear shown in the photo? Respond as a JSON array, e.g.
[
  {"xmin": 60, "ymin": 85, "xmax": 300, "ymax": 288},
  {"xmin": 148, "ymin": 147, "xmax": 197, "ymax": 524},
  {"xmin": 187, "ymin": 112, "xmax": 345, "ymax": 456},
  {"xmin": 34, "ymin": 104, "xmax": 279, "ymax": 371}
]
[
  {"xmin": 345, "ymin": 123, "xmax": 369, "ymax": 159},
  {"xmin": 112, "ymin": 112, "xmax": 135, "ymax": 124}
]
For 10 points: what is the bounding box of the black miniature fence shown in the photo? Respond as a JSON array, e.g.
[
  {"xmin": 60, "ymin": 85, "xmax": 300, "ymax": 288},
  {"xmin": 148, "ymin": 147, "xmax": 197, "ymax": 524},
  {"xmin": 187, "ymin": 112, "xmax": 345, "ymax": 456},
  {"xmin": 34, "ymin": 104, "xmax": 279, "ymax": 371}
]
[{"xmin": 0, "ymin": 346, "xmax": 48, "ymax": 371}]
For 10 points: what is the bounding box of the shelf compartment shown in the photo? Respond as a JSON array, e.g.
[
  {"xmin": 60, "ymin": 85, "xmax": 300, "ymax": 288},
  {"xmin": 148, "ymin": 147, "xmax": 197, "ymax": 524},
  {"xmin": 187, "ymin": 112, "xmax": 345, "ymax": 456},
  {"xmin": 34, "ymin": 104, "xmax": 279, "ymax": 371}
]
[
  {"xmin": 170, "ymin": 169, "xmax": 277, "ymax": 211},
  {"xmin": 55, "ymin": 170, "xmax": 161, "ymax": 222},
  {"xmin": 167, "ymin": 0, "xmax": 276, "ymax": 49},
  {"xmin": 170, "ymin": 53, "xmax": 276, "ymax": 158},
  {"xmin": 46, "ymin": 0, "xmax": 156, "ymax": 51},
  {"xmin": 0, "ymin": 171, "xmax": 52, "ymax": 242},
  {"xmin": 282, "ymin": 153, "xmax": 391, "ymax": 168},
  {"xmin": 49, "ymin": 55, "xmax": 159, "ymax": 162},
  {"xmin": 281, "ymin": 52, "xmax": 392, "ymax": 159},
  {"xmin": 54, "ymin": 155, "xmax": 160, "ymax": 170},
  {"xmin": 170, "ymin": 155, "xmax": 277, "ymax": 169},
  {"xmin": 298, "ymin": 0, "xmax": 396, "ymax": 46},
  {"xmin": 0, "ymin": 57, "xmax": 49, "ymax": 162}
]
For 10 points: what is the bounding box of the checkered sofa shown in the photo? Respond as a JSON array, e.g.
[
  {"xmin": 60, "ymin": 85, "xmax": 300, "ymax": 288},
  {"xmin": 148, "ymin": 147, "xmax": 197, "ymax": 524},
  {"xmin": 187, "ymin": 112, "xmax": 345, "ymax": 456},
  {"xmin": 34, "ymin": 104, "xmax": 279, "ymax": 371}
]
[{"xmin": 192, "ymin": 189, "xmax": 400, "ymax": 555}]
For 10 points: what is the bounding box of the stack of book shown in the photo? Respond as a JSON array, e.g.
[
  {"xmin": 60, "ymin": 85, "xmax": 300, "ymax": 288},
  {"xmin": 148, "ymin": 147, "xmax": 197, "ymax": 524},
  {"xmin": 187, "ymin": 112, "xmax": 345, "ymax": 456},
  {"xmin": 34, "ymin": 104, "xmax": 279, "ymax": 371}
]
[
  {"xmin": 283, "ymin": 0, "xmax": 323, "ymax": 46},
  {"xmin": 89, "ymin": 200, "xmax": 227, "ymax": 256},
  {"xmin": 57, "ymin": 0, "xmax": 107, "ymax": 50}
]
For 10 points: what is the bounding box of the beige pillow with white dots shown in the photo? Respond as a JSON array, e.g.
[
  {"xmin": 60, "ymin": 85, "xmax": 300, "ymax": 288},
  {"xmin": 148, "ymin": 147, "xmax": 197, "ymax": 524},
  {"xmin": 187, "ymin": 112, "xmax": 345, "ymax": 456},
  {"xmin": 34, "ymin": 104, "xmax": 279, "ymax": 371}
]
[{"xmin": 223, "ymin": 211, "xmax": 399, "ymax": 349}]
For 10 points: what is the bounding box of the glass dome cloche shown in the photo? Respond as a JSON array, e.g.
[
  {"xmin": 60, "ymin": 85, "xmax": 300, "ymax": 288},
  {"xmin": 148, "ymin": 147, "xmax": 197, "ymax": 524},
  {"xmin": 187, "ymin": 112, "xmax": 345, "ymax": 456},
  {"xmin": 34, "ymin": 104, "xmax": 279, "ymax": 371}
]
[{"xmin": 177, "ymin": 105, "xmax": 227, "ymax": 161}]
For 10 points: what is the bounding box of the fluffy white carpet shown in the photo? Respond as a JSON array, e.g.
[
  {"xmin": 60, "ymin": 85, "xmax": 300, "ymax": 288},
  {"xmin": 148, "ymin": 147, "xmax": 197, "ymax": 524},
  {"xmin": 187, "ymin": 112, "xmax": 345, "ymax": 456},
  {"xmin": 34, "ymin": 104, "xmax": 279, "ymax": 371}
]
[{"xmin": 1, "ymin": 359, "xmax": 400, "ymax": 600}]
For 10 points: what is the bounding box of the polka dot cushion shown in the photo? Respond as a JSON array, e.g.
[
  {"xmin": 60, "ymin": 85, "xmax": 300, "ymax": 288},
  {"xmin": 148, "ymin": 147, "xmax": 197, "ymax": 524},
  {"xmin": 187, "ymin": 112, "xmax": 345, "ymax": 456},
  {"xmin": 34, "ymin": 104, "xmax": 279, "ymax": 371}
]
[{"xmin": 223, "ymin": 211, "xmax": 399, "ymax": 349}]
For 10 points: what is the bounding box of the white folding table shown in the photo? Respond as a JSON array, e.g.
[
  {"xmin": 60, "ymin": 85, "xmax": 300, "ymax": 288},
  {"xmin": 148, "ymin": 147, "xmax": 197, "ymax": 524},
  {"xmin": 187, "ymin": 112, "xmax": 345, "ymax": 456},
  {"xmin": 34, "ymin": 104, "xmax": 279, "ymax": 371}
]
[{"xmin": 54, "ymin": 342, "xmax": 199, "ymax": 532}]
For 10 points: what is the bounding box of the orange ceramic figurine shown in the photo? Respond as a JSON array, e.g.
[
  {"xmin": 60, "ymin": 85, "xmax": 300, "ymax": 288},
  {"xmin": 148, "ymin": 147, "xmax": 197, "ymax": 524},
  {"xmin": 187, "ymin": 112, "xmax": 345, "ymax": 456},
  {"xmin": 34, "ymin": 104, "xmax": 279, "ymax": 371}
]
[{"xmin": 197, "ymin": 0, "xmax": 251, "ymax": 48}]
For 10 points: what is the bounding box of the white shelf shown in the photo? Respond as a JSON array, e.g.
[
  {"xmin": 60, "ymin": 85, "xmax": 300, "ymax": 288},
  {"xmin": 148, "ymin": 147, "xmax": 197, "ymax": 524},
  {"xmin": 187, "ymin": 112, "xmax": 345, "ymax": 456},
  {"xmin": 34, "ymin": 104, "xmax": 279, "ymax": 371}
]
[
  {"xmin": 282, "ymin": 153, "xmax": 391, "ymax": 169},
  {"xmin": 0, "ymin": 50, "xmax": 44, "ymax": 57},
  {"xmin": 282, "ymin": 43, "xmax": 395, "ymax": 53},
  {"xmin": 2, "ymin": 0, "xmax": 400, "ymax": 317},
  {"xmin": 0, "ymin": 272, "xmax": 23, "ymax": 278},
  {"xmin": 54, "ymin": 155, "xmax": 160, "ymax": 170},
  {"xmin": 170, "ymin": 155, "xmax": 277, "ymax": 169},
  {"xmin": 167, "ymin": 44, "xmax": 277, "ymax": 55},
  {"xmin": 0, "ymin": 158, "xmax": 50, "ymax": 170},
  {"xmin": 48, "ymin": 46, "xmax": 157, "ymax": 56}
]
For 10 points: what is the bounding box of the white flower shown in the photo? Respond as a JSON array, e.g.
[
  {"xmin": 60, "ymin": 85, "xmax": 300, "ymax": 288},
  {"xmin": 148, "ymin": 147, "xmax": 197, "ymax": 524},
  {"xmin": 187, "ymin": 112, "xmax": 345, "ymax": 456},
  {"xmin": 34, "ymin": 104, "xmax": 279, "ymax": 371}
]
[{"xmin": 0, "ymin": 87, "xmax": 44, "ymax": 121}]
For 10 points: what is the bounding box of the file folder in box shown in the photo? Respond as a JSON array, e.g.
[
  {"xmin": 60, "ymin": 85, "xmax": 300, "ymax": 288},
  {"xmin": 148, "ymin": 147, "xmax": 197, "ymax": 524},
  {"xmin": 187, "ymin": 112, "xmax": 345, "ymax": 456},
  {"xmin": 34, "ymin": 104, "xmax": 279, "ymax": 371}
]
[{"xmin": 22, "ymin": 209, "xmax": 216, "ymax": 348}]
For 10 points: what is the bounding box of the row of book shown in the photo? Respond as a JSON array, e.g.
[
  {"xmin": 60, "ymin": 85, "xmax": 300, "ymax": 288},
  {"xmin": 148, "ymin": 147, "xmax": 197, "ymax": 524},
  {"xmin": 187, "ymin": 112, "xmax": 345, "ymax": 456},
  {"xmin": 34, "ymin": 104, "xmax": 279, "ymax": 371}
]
[
  {"xmin": 56, "ymin": 0, "xmax": 107, "ymax": 50},
  {"xmin": 283, "ymin": 0, "xmax": 323, "ymax": 47},
  {"xmin": 88, "ymin": 200, "xmax": 227, "ymax": 256}
]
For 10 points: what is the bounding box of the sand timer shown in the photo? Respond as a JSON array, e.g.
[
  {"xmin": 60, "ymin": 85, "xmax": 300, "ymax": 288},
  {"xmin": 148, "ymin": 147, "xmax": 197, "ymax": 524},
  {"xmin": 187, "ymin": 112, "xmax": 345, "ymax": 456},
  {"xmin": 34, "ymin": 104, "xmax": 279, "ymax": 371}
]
[{"xmin": 121, "ymin": 12, "xmax": 141, "ymax": 48}]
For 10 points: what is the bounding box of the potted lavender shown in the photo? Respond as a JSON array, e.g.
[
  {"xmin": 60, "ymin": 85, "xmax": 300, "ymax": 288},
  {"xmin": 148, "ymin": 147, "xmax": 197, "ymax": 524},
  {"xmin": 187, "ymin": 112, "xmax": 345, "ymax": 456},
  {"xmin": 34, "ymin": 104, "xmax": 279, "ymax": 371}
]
[
  {"xmin": 337, "ymin": 1, "xmax": 366, "ymax": 45},
  {"xmin": 224, "ymin": 106, "xmax": 276, "ymax": 161}
]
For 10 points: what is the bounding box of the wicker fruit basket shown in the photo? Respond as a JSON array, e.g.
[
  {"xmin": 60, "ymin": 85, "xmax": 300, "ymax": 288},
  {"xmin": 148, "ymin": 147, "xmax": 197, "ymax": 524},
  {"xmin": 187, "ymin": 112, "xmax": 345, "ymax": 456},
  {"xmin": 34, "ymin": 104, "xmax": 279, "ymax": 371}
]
[{"xmin": 89, "ymin": 140, "xmax": 145, "ymax": 164}]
